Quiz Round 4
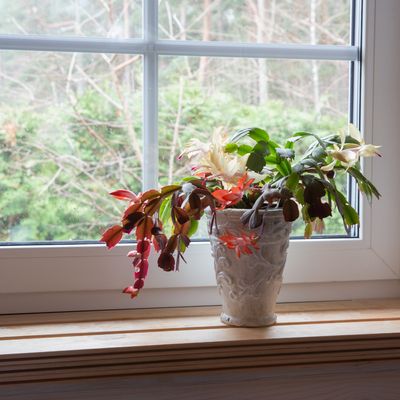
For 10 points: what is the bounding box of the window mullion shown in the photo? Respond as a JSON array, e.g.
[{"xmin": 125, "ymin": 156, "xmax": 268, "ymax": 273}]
[
  {"xmin": 154, "ymin": 40, "xmax": 358, "ymax": 61},
  {"xmin": 0, "ymin": 34, "xmax": 146, "ymax": 54},
  {"xmin": 348, "ymin": 0, "xmax": 364, "ymax": 238},
  {"xmin": 0, "ymin": 34, "xmax": 358, "ymax": 62},
  {"xmin": 142, "ymin": 0, "xmax": 159, "ymax": 190}
]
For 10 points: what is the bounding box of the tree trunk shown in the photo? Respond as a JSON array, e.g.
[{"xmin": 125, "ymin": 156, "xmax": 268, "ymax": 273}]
[
  {"xmin": 123, "ymin": 0, "xmax": 132, "ymax": 96},
  {"xmin": 168, "ymin": 77, "xmax": 185, "ymax": 184},
  {"xmin": 257, "ymin": 0, "xmax": 268, "ymax": 105},
  {"xmin": 310, "ymin": 0, "xmax": 320, "ymax": 115},
  {"xmin": 198, "ymin": 0, "xmax": 211, "ymax": 85}
]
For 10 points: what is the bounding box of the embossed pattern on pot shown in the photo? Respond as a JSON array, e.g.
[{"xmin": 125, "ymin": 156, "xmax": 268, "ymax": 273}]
[{"xmin": 207, "ymin": 209, "xmax": 292, "ymax": 327}]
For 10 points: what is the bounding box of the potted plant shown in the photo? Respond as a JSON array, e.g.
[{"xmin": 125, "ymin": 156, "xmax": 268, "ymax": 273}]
[{"xmin": 101, "ymin": 125, "xmax": 381, "ymax": 327}]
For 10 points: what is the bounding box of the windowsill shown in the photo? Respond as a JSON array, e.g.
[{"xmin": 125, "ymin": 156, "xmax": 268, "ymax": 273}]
[{"xmin": 1, "ymin": 299, "xmax": 400, "ymax": 384}]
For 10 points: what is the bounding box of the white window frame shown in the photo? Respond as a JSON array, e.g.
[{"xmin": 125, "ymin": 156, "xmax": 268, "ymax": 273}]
[{"xmin": 1, "ymin": 0, "xmax": 399, "ymax": 313}]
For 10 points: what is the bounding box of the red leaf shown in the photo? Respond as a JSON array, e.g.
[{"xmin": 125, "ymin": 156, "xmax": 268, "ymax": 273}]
[
  {"xmin": 181, "ymin": 234, "xmax": 191, "ymax": 247},
  {"xmin": 151, "ymin": 226, "xmax": 163, "ymax": 235},
  {"xmin": 110, "ymin": 190, "xmax": 138, "ymax": 201},
  {"xmin": 123, "ymin": 286, "xmax": 139, "ymax": 298},
  {"xmin": 160, "ymin": 184, "xmax": 182, "ymax": 196},
  {"xmin": 141, "ymin": 189, "xmax": 160, "ymax": 202},
  {"xmin": 174, "ymin": 220, "xmax": 191, "ymax": 236},
  {"xmin": 134, "ymin": 279, "xmax": 145, "ymax": 289},
  {"xmin": 136, "ymin": 216, "xmax": 154, "ymax": 240},
  {"xmin": 132, "ymin": 257, "xmax": 141, "ymax": 268},
  {"xmin": 188, "ymin": 192, "xmax": 202, "ymax": 210},
  {"xmin": 144, "ymin": 197, "xmax": 163, "ymax": 215},
  {"xmin": 173, "ymin": 206, "xmax": 190, "ymax": 225},
  {"xmin": 137, "ymin": 239, "xmax": 151, "ymax": 257},
  {"xmin": 100, "ymin": 225, "xmax": 123, "ymax": 249},
  {"xmin": 153, "ymin": 233, "xmax": 168, "ymax": 252},
  {"xmin": 127, "ymin": 250, "xmax": 138, "ymax": 258},
  {"xmin": 158, "ymin": 252, "xmax": 175, "ymax": 271},
  {"xmin": 134, "ymin": 260, "xmax": 149, "ymax": 280},
  {"xmin": 165, "ymin": 234, "xmax": 178, "ymax": 253},
  {"xmin": 123, "ymin": 203, "xmax": 141, "ymax": 219},
  {"xmin": 122, "ymin": 211, "xmax": 145, "ymax": 233},
  {"xmin": 282, "ymin": 199, "xmax": 300, "ymax": 222}
]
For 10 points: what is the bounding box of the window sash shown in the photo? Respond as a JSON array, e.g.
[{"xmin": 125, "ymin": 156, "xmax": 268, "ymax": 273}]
[
  {"xmin": 2, "ymin": 0, "xmax": 398, "ymax": 314},
  {"xmin": 0, "ymin": 0, "xmax": 358, "ymax": 192},
  {"xmin": 0, "ymin": 34, "xmax": 359, "ymax": 59}
]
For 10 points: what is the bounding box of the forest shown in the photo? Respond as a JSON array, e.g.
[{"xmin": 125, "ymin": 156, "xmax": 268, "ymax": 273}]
[{"xmin": 0, "ymin": 0, "xmax": 351, "ymax": 241}]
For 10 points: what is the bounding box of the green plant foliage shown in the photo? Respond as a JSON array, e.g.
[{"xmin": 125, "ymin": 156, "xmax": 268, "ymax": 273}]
[{"xmin": 0, "ymin": 92, "xmax": 352, "ymax": 241}]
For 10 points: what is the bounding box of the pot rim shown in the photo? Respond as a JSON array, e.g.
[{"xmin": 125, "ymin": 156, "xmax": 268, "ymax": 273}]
[{"xmin": 205, "ymin": 207, "xmax": 283, "ymax": 215}]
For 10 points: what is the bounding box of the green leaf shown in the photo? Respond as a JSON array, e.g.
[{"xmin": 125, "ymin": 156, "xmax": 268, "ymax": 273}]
[
  {"xmin": 266, "ymin": 140, "xmax": 279, "ymax": 155},
  {"xmin": 264, "ymin": 154, "xmax": 279, "ymax": 165},
  {"xmin": 248, "ymin": 128, "xmax": 269, "ymax": 142},
  {"xmin": 276, "ymin": 148, "xmax": 295, "ymax": 159},
  {"xmin": 301, "ymin": 203, "xmax": 311, "ymax": 223},
  {"xmin": 333, "ymin": 190, "xmax": 357, "ymax": 234},
  {"xmin": 281, "ymin": 159, "xmax": 292, "ymax": 175},
  {"xmin": 237, "ymin": 144, "xmax": 253, "ymax": 156},
  {"xmin": 285, "ymin": 139, "xmax": 295, "ymax": 149},
  {"xmin": 342, "ymin": 203, "xmax": 359, "ymax": 226},
  {"xmin": 292, "ymin": 163, "xmax": 305, "ymax": 174},
  {"xmin": 300, "ymin": 158, "xmax": 318, "ymax": 167},
  {"xmin": 311, "ymin": 147, "xmax": 327, "ymax": 161},
  {"xmin": 275, "ymin": 164, "xmax": 287, "ymax": 177},
  {"xmin": 344, "ymin": 135, "xmax": 361, "ymax": 145},
  {"xmin": 230, "ymin": 127, "xmax": 269, "ymax": 143},
  {"xmin": 224, "ymin": 143, "xmax": 238, "ymax": 153},
  {"xmin": 230, "ymin": 127, "xmax": 253, "ymax": 142},
  {"xmin": 348, "ymin": 167, "xmax": 381, "ymax": 201},
  {"xmin": 159, "ymin": 197, "xmax": 172, "ymax": 226},
  {"xmin": 292, "ymin": 131, "xmax": 326, "ymax": 149},
  {"xmin": 295, "ymin": 186, "xmax": 305, "ymax": 204},
  {"xmin": 286, "ymin": 172, "xmax": 300, "ymax": 192},
  {"xmin": 181, "ymin": 176, "xmax": 200, "ymax": 182},
  {"xmin": 187, "ymin": 219, "xmax": 199, "ymax": 237},
  {"xmin": 246, "ymin": 152, "xmax": 266, "ymax": 173},
  {"xmin": 253, "ymin": 140, "xmax": 269, "ymax": 156},
  {"xmin": 161, "ymin": 185, "xmax": 182, "ymax": 197},
  {"xmin": 179, "ymin": 237, "xmax": 187, "ymax": 253},
  {"xmin": 304, "ymin": 222, "xmax": 313, "ymax": 239}
]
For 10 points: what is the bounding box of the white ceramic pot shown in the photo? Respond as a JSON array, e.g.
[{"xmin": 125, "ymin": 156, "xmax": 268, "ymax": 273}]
[{"xmin": 207, "ymin": 209, "xmax": 292, "ymax": 327}]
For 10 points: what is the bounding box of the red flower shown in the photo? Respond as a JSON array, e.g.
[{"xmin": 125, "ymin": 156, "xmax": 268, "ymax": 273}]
[
  {"xmin": 100, "ymin": 225, "xmax": 123, "ymax": 249},
  {"xmin": 109, "ymin": 189, "xmax": 139, "ymax": 202},
  {"xmin": 212, "ymin": 174, "xmax": 254, "ymax": 209},
  {"xmin": 219, "ymin": 231, "xmax": 260, "ymax": 258}
]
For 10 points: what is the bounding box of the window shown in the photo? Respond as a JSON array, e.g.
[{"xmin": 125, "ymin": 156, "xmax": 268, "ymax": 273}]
[{"xmin": 1, "ymin": 0, "xmax": 399, "ymax": 313}]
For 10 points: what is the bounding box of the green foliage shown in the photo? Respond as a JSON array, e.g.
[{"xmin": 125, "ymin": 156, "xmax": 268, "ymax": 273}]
[
  {"xmin": 0, "ymin": 85, "xmax": 142, "ymax": 241},
  {"xmin": 226, "ymin": 126, "xmax": 380, "ymax": 237},
  {"xmin": 1, "ymin": 81, "xmax": 349, "ymax": 241}
]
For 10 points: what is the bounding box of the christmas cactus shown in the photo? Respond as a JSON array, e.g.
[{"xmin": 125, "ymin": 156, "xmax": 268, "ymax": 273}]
[{"xmin": 101, "ymin": 125, "xmax": 381, "ymax": 298}]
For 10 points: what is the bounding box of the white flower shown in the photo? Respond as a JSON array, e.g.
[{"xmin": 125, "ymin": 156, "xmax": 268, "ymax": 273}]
[
  {"xmin": 322, "ymin": 124, "xmax": 381, "ymax": 171},
  {"xmin": 180, "ymin": 128, "xmax": 267, "ymax": 188},
  {"xmin": 358, "ymin": 143, "xmax": 381, "ymax": 157}
]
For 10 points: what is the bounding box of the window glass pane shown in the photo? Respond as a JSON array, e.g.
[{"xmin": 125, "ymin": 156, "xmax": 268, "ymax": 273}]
[
  {"xmin": 0, "ymin": 0, "xmax": 142, "ymax": 38},
  {"xmin": 0, "ymin": 51, "xmax": 142, "ymax": 242},
  {"xmin": 158, "ymin": 56, "xmax": 349, "ymax": 236},
  {"xmin": 159, "ymin": 0, "xmax": 350, "ymax": 45}
]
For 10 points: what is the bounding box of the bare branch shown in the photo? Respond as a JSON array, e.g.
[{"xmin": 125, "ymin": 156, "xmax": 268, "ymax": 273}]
[{"xmin": 168, "ymin": 77, "xmax": 185, "ymax": 184}]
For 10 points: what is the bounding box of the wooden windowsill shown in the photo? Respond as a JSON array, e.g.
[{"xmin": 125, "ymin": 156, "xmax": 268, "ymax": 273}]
[{"xmin": 1, "ymin": 299, "xmax": 400, "ymax": 384}]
